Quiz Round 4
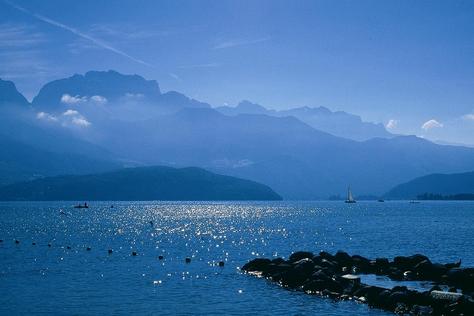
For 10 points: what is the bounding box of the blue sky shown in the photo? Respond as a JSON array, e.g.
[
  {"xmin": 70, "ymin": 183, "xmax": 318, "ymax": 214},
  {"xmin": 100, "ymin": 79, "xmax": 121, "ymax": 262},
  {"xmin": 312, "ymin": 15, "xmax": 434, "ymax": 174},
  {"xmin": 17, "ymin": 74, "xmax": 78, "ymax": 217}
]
[{"xmin": 1, "ymin": 0, "xmax": 473, "ymax": 144}]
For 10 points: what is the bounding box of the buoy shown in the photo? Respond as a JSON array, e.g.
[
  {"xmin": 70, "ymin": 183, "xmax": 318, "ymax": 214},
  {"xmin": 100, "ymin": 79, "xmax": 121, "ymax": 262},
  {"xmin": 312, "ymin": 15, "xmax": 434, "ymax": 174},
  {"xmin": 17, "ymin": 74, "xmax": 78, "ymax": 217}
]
[
  {"xmin": 86, "ymin": 247, "xmax": 91, "ymax": 251},
  {"xmin": 185, "ymin": 257, "xmax": 191, "ymax": 263},
  {"xmin": 158, "ymin": 255, "xmax": 164, "ymax": 260},
  {"xmin": 218, "ymin": 261, "xmax": 225, "ymax": 267},
  {"xmin": 108, "ymin": 249, "xmax": 113, "ymax": 254},
  {"xmin": 15, "ymin": 240, "xmax": 20, "ymax": 244},
  {"xmin": 132, "ymin": 251, "xmax": 137, "ymax": 256}
]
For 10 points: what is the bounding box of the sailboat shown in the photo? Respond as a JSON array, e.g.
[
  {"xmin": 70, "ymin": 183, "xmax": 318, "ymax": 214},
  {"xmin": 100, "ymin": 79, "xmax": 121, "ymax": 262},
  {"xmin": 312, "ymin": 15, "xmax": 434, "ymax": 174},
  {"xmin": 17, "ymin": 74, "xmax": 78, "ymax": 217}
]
[{"xmin": 345, "ymin": 186, "xmax": 356, "ymax": 203}]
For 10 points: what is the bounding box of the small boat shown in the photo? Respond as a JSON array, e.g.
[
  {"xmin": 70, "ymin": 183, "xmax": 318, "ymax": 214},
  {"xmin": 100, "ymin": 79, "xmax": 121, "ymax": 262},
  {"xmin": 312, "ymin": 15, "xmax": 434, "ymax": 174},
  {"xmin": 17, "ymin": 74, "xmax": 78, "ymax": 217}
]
[
  {"xmin": 378, "ymin": 199, "xmax": 385, "ymax": 202},
  {"xmin": 345, "ymin": 186, "xmax": 356, "ymax": 203},
  {"xmin": 74, "ymin": 202, "xmax": 89, "ymax": 209},
  {"xmin": 409, "ymin": 200, "xmax": 420, "ymax": 204}
]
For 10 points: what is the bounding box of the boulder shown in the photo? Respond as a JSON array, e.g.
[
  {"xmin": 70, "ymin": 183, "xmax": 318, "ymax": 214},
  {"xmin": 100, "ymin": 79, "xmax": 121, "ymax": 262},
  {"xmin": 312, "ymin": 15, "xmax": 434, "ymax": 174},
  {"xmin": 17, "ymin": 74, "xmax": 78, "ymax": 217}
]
[
  {"xmin": 289, "ymin": 251, "xmax": 314, "ymax": 263},
  {"xmin": 334, "ymin": 251, "xmax": 352, "ymax": 266},
  {"xmin": 242, "ymin": 258, "xmax": 271, "ymax": 272}
]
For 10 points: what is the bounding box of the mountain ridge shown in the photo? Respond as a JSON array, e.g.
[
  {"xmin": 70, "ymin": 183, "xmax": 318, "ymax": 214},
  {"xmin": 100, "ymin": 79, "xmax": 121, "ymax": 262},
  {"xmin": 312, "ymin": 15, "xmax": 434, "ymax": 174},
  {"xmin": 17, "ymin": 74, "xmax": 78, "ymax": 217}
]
[
  {"xmin": 0, "ymin": 166, "xmax": 282, "ymax": 201},
  {"xmin": 385, "ymin": 171, "xmax": 474, "ymax": 199}
]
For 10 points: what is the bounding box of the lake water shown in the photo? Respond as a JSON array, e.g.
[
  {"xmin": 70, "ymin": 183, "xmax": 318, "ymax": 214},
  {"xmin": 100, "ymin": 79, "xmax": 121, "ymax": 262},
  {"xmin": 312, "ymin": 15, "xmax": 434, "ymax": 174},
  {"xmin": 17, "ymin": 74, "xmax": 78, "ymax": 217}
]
[{"xmin": 1, "ymin": 201, "xmax": 473, "ymax": 315}]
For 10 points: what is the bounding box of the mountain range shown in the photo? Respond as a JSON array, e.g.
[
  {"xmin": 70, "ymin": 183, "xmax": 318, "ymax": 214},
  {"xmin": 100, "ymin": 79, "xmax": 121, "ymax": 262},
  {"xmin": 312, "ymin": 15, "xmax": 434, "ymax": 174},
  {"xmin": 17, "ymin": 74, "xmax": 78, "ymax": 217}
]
[
  {"xmin": 385, "ymin": 171, "xmax": 474, "ymax": 199},
  {"xmin": 0, "ymin": 166, "xmax": 282, "ymax": 201},
  {"xmin": 2, "ymin": 70, "xmax": 474, "ymax": 199},
  {"xmin": 216, "ymin": 100, "xmax": 392, "ymax": 141}
]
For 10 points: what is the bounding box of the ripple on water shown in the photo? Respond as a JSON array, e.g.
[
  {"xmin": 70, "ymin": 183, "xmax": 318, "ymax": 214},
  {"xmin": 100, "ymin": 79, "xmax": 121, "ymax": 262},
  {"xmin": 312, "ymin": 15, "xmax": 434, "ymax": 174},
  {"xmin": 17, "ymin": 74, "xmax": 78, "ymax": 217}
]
[{"xmin": 0, "ymin": 200, "xmax": 473, "ymax": 315}]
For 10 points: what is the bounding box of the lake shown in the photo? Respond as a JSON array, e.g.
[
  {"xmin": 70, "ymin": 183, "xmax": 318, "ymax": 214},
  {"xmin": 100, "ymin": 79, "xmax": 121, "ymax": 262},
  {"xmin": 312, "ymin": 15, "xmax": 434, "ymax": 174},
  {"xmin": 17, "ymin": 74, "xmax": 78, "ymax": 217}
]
[{"xmin": 0, "ymin": 201, "xmax": 473, "ymax": 315}]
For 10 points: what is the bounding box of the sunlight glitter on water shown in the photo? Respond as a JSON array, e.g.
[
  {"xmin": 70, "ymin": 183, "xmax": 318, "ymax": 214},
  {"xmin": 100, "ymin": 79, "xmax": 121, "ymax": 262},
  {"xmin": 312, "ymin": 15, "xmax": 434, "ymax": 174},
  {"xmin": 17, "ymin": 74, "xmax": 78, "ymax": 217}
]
[{"xmin": 0, "ymin": 201, "xmax": 473, "ymax": 315}]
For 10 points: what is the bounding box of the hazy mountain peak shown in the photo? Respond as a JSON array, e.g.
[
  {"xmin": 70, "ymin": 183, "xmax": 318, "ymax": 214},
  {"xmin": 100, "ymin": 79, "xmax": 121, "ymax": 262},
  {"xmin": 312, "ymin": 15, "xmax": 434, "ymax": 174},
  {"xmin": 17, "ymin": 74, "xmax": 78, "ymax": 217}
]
[
  {"xmin": 216, "ymin": 100, "xmax": 392, "ymax": 141},
  {"xmin": 0, "ymin": 79, "xmax": 29, "ymax": 106},
  {"xmin": 32, "ymin": 70, "xmax": 161, "ymax": 110},
  {"xmin": 236, "ymin": 100, "xmax": 269, "ymax": 114}
]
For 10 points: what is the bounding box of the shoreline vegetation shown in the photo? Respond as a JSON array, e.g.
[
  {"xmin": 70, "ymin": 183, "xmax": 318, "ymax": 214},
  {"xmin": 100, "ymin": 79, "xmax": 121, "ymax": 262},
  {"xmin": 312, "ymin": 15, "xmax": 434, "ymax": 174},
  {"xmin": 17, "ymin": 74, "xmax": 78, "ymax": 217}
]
[{"xmin": 416, "ymin": 193, "xmax": 474, "ymax": 201}]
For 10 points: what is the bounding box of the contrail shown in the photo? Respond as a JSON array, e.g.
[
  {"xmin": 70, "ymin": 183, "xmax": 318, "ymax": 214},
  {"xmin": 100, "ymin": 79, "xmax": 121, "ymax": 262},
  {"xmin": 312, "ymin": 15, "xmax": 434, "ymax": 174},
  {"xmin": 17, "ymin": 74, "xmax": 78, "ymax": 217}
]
[{"xmin": 4, "ymin": 0, "xmax": 153, "ymax": 67}]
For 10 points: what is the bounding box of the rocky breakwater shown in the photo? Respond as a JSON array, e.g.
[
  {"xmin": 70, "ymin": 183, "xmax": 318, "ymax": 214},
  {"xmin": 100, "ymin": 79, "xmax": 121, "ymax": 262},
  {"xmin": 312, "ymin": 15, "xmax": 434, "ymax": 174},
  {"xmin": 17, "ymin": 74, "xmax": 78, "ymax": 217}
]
[{"xmin": 241, "ymin": 251, "xmax": 474, "ymax": 315}]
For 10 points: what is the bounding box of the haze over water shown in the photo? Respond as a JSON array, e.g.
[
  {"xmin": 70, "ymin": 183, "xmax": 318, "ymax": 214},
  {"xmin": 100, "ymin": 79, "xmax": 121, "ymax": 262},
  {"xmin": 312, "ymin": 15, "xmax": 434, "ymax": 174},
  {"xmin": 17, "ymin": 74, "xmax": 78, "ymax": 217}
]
[{"xmin": 1, "ymin": 201, "xmax": 472, "ymax": 315}]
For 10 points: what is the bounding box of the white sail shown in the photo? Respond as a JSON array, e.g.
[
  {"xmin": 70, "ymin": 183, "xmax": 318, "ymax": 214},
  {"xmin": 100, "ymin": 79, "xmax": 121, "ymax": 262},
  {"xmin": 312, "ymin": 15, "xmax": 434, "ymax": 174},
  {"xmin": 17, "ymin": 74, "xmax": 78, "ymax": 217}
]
[{"xmin": 345, "ymin": 186, "xmax": 356, "ymax": 203}]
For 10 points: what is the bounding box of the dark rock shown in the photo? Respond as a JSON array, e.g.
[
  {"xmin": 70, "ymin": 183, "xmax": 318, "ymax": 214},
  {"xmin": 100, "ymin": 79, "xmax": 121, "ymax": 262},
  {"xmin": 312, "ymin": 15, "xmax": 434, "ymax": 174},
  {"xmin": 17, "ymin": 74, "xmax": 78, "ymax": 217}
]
[
  {"xmin": 271, "ymin": 258, "xmax": 286, "ymax": 265},
  {"xmin": 411, "ymin": 305, "xmax": 433, "ymax": 316},
  {"xmin": 414, "ymin": 259, "xmax": 437, "ymax": 279},
  {"xmin": 241, "ymin": 251, "xmax": 471, "ymax": 315},
  {"xmin": 289, "ymin": 251, "xmax": 314, "ymax": 263},
  {"xmin": 280, "ymin": 258, "xmax": 315, "ymax": 287},
  {"xmin": 394, "ymin": 254, "xmax": 430, "ymax": 270},
  {"xmin": 319, "ymin": 251, "xmax": 335, "ymax": 261},
  {"xmin": 352, "ymin": 255, "xmax": 371, "ymax": 269},
  {"xmin": 445, "ymin": 259, "xmax": 461, "ymax": 269},
  {"xmin": 303, "ymin": 278, "xmax": 343, "ymax": 294},
  {"xmin": 242, "ymin": 258, "xmax": 271, "ymax": 272},
  {"xmin": 311, "ymin": 269, "xmax": 331, "ymax": 282},
  {"xmin": 374, "ymin": 258, "xmax": 390, "ymax": 274},
  {"xmin": 403, "ymin": 270, "xmax": 415, "ymax": 280},
  {"xmin": 447, "ymin": 268, "xmax": 474, "ymax": 290},
  {"xmin": 375, "ymin": 257, "xmax": 389, "ymax": 267},
  {"xmin": 334, "ymin": 251, "xmax": 352, "ymax": 266},
  {"xmin": 394, "ymin": 302, "xmax": 410, "ymax": 314},
  {"xmin": 320, "ymin": 259, "xmax": 337, "ymax": 270}
]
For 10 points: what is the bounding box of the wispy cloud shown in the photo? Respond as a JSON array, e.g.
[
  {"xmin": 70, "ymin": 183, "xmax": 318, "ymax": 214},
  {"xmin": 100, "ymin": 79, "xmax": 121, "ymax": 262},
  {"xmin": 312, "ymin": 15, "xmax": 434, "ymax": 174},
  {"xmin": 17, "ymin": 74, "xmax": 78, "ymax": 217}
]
[
  {"xmin": 169, "ymin": 73, "xmax": 182, "ymax": 81},
  {"xmin": 462, "ymin": 113, "xmax": 474, "ymax": 121},
  {"xmin": 178, "ymin": 62, "xmax": 221, "ymax": 69},
  {"xmin": 213, "ymin": 36, "xmax": 271, "ymax": 49},
  {"xmin": 4, "ymin": 0, "xmax": 153, "ymax": 67},
  {"xmin": 0, "ymin": 23, "xmax": 55, "ymax": 87},
  {"xmin": 421, "ymin": 119, "xmax": 443, "ymax": 130},
  {"xmin": 0, "ymin": 23, "xmax": 46, "ymax": 48},
  {"xmin": 60, "ymin": 93, "xmax": 108, "ymax": 105},
  {"xmin": 385, "ymin": 119, "xmax": 398, "ymax": 130}
]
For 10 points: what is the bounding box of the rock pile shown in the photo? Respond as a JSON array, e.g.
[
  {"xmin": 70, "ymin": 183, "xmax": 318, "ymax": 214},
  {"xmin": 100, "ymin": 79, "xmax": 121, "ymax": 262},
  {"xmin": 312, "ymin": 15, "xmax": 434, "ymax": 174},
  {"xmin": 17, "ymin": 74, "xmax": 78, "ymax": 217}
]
[{"xmin": 242, "ymin": 251, "xmax": 474, "ymax": 315}]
